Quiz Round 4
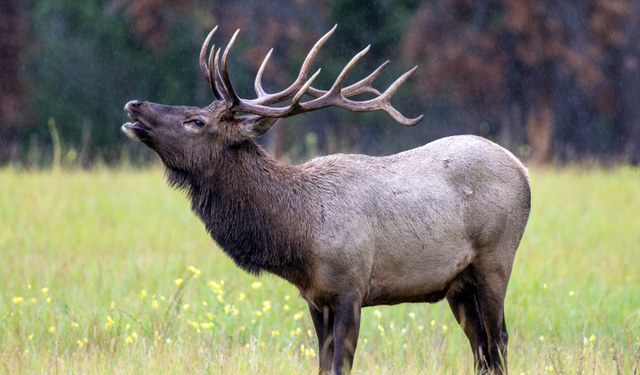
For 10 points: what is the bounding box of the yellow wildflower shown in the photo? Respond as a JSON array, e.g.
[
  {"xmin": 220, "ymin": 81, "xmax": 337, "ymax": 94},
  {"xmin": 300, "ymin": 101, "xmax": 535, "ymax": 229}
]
[
  {"xmin": 217, "ymin": 295, "xmax": 224, "ymax": 304},
  {"xmin": 30, "ymin": 297, "xmax": 36, "ymax": 303},
  {"xmin": 151, "ymin": 300, "xmax": 159, "ymax": 309},
  {"xmin": 284, "ymin": 305, "xmax": 290, "ymax": 311},
  {"xmin": 182, "ymin": 304, "xmax": 190, "ymax": 311},
  {"xmin": 77, "ymin": 340, "xmax": 84, "ymax": 348},
  {"xmin": 28, "ymin": 334, "xmax": 34, "ymax": 341},
  {"xmin": 13, "ymin": 296, "xmax": 24, "ymax": 304},
  {"xmin": 46, "ymin": 297, "xmax": 51, "ymax": 304},
  {"xmin": 41, "ymin": 288, "xmax": 49, "ymax": 295},
  {"xmin": 284, "ymin": 295, "xmax": 290, "ymax": 301},
  {"xmin": 208, "ymin": 280, "xmax": 220, "ymax": 289},
  {"xmin": 47, "ymin": 326, "xmax": 55, "ymax": 334},
  {"xmin": 293, "ymin": 312, "xmax": 303, "ymax": 321},
  {"xmin": 238, "ymin": 293, "xmax": 246, "ymax": 301},
  {"xmin": 408, "ymin": 312, "xmax": 416, "ymax": 319},
  {"xmin": 271, "ymin": 330, "xmax": 280, "ymax": 337},
  {"xmin": 430, "ymin": 320, "xmax": 435, "ymax": 327},
  {"xmin": 374, "ymin": 310, "xmax": 382, "ymax": 318},
  {"xmin": 305, "ymin": 348, "xmax": 316, "ymax": 358},
  {"xmin": 442, "ymin": 325, "xmax": 448, "ymax": 332},
  {"xmin": 589, "ymin": 335, "xmax": 596, "ymax": 343},
  {"xmin": 140, "ymin": 289, "xmax": 147, "ymax": 299},
  {"xmin": 175, "ymin": 278, "xmax": 183, "ymax": 286},
  {"xmin": 251, "ymin": 282, "xmax": 262, "ymax": 289},
  {"xmin": 106, "ymin": 316, "xmax": 115, "ymax": 329},
  {"xmin": 188, "ymin": 265, "xmax": 201, "ymax": 278},
  {"xmin": 207, "ymin": 313, "xmax": 214, "ymax": 320},
  {"xmin": 71, "ymin": 322, "xmax": 79, "ymax": 328}
]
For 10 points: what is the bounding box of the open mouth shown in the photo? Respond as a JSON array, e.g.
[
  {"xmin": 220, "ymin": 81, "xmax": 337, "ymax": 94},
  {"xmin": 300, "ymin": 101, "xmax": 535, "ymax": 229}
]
[{"xmin": 122, "ymin": 111, "xmax": 151, "ymax": 141}]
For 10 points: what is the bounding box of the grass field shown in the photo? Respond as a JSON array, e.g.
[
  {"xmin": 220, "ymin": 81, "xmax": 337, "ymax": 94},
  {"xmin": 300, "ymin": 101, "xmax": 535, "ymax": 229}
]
[{"xmin": 1, "ymin": 166, "xmax": 639, "ymax": 374}]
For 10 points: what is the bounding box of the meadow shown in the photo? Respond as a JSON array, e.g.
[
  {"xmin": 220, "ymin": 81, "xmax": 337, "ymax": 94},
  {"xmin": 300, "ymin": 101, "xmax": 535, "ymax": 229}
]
[{"xmin": 0, "ymin": 166, "xmax": 639, "ymax": 374}]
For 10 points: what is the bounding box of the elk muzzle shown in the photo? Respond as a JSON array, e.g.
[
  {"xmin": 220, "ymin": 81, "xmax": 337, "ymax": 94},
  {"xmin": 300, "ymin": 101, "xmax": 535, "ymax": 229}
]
[{"xmin": 122, "ymin": 100, "xmax": 152, "ymax": 141}]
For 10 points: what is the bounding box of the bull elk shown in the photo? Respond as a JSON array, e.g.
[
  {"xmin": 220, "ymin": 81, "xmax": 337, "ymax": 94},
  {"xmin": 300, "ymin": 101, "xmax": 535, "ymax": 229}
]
[{"xmin": 122, "ymin": 25, "xmax": 530, "ymax": 374}]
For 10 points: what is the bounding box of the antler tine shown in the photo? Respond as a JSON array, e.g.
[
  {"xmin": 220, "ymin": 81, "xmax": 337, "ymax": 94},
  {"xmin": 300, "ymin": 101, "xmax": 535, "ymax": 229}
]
[
  {"xmin": 200, "ymin": 27, "xmax": 220, "ymax": 100},
  {"xmin": 245, "ymin": 25, "xmax": 337, "ymax": 106},
  {"xmin": 221, "ymin": 29, "xmax": 241, "ymax": 107},
  {"xmin": 325, "ymin": 45, "xmax": 371, "ymax": 98},
  {"xmin": 214, "ymin": 47, "xmax": 231, "ymax": 103},
  {"xmin": 207, "ymin": 43, "xmax": 223, "ymax": 100},
  {"xmin": 291, "ymin": 69, "xmax": 322, "ymax": 108},
  {"xmin": 255, "ymin": 49, "xmax": 273, "ymax": 98},
  {"xmin": 306, "ymin": 60, "xmax": 388, "ymax": 98},
  {"xmin": 375, "ymin": 66, "xmax": 424, "ymax": 126}
]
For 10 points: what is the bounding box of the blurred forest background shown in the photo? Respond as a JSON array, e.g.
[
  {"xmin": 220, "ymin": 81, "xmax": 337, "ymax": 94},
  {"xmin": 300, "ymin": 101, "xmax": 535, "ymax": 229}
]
[{"xmin": 1, "ymin": 0, "xmax": 639, "ymax": 167}]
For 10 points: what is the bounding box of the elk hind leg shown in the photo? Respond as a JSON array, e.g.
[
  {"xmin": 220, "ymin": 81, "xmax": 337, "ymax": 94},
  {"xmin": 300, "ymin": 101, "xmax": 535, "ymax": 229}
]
[
  {"xmin": 474, "ymin": 254, "xmax": 513, "ymax": 374},
  {"xmin": 446, "ymin": 268, "xmax": 490, "ymax": 373}
]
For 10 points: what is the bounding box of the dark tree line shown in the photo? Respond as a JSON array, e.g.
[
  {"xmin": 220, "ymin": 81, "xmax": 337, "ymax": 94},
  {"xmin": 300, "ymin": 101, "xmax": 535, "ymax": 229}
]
[{"xmin": 1, "ymin": 0, "xmax": 639, "ymax": 166}]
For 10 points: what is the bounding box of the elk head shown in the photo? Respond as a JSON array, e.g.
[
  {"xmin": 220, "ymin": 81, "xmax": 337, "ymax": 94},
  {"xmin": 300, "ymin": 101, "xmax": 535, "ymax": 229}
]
[{"xmin": 122, "ymin": 25, "xmax": 423, "ymax": 173}]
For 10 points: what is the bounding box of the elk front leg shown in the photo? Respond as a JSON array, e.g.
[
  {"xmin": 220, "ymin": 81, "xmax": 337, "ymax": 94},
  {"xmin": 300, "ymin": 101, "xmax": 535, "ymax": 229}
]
[
  {"xmin": 309, "ymin": 303, "xmax": 335, "ymax": 373},
  {"xmin": 332, "ymin": 296, "xmax": 361, "ymax": 374}
]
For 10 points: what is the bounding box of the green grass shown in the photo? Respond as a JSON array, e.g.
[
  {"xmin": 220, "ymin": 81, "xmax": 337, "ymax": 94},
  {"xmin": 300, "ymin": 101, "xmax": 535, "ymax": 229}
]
[{"xmin": 1, "ymin": 167, "xmax": 639, "ymax": 374}]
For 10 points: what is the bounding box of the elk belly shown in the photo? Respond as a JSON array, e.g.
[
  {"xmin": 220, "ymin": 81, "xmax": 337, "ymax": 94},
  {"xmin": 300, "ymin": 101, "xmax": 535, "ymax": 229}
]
[{"xmin": 361, "ymin": 241, "xmax": 476, "ymax": 307}]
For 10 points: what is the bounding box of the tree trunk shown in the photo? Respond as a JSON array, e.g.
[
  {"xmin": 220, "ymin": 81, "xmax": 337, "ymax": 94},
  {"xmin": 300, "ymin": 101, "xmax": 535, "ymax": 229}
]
[{"xmin": 526, "ymin": 100, "xmax": 554, "ymax": 165}]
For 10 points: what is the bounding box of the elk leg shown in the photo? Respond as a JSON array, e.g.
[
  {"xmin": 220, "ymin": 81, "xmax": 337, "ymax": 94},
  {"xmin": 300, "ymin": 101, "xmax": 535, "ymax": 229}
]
[
  {"xmin": 332, "ymin": 297, "xmax": 361, "ymax": 374},
  {"xmin": 308, "ymin": 303, "xmax": 335, "ymax": 374},
  {"xmin": 475, "ymin": 265, "xmax": 510, "ymax": 374},
  {"xmin": 446, "ymin": 279, "xmax": 490, "ymax": 373}
]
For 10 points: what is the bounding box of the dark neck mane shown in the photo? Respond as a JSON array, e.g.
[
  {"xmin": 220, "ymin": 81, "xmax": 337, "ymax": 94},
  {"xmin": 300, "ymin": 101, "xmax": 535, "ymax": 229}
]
[{"xmin": 166, "ymin": 141, "xmax": 315, "ymax": 286}]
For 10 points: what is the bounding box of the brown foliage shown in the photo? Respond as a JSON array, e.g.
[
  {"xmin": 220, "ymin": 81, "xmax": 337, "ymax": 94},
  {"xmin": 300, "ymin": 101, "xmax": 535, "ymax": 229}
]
[
  {"xmin": 403, "ymin": 0, "xmax": 638, "ymax": 163},
  {"xmin": 404, "ymin": 1, "xmax": 507, "ymax": 114}
]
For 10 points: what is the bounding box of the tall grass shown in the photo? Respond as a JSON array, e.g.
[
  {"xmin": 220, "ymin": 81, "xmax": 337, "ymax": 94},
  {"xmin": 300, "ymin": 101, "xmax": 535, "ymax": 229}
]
[{"xmin": 1, "ymin": 167, "xmax": 639, "ymax": 374}]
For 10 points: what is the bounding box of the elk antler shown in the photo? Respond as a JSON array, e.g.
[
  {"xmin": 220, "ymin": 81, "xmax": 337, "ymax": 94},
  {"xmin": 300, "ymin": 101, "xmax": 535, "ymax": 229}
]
[{"xmin": 200, "ymin": 26, "xmax": 423, "ymax": 126}]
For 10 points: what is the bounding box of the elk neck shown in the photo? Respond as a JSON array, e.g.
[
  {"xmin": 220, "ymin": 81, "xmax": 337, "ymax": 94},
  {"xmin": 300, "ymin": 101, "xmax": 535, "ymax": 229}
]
[{"xmin": 166, "ymin": 140, "xmax": 316, "ymax": 287}]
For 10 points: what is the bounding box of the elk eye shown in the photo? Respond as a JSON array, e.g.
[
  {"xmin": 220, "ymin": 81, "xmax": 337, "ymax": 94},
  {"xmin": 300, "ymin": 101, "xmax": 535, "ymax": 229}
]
[{"xmin": 190, "ymin": 119, "xmax": 205, "ymax": 128}]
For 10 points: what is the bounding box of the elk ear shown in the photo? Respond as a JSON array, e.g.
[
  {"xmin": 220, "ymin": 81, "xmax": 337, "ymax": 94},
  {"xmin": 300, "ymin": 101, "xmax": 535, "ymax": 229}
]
[{"xmin": 238, "ymin": 115, "xmax": 280, "ymax": 140}]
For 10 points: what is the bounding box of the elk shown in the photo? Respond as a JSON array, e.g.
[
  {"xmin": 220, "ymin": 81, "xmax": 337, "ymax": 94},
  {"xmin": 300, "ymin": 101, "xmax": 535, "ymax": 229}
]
[{"xmin": 122, "ymin": 26, "xmax": 530, "ymax": 374}]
